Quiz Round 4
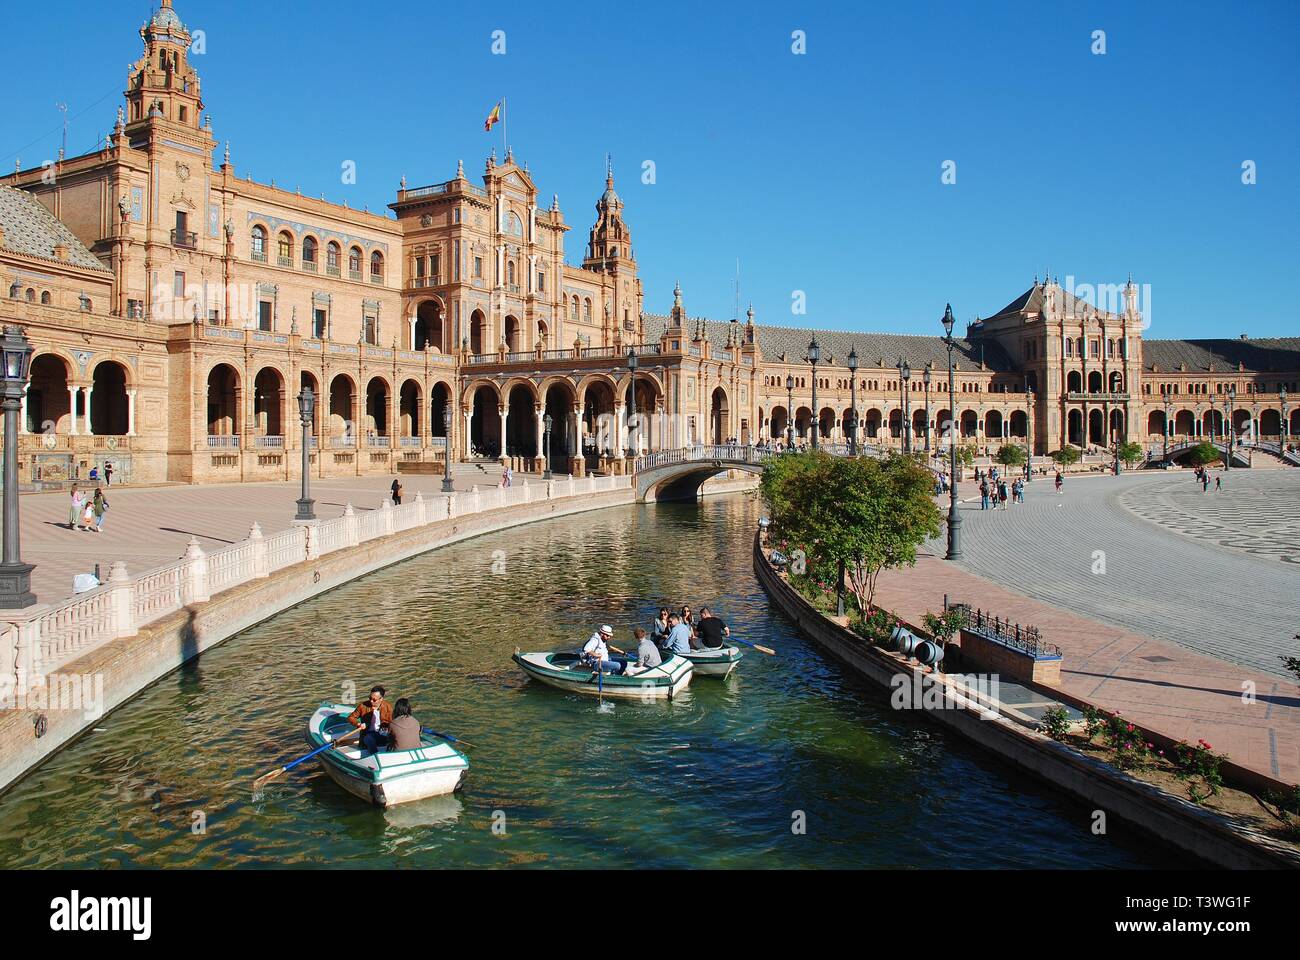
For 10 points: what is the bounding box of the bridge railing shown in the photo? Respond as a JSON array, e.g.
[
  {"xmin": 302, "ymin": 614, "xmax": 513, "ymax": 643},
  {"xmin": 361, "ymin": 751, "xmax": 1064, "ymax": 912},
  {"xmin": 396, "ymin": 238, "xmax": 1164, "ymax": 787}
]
[{"xmin": 634, "ymin": 442, "xmax": 874, "ymax": 473}]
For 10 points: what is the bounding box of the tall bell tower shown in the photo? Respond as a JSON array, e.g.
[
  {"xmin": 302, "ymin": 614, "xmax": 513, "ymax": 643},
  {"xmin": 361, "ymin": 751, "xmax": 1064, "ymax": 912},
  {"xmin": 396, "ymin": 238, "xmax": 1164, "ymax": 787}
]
[
  {"xmin": 582, "ymin": 157, "xmax": 643, "ymax": 341},
  {"xmin": 124, "ymin": 1, "xmax": 208, "ymax": 143}
]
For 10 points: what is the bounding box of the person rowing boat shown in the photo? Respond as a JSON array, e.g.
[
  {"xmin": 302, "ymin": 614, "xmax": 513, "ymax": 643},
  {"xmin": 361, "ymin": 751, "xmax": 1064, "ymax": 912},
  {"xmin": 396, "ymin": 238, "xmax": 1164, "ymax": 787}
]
[{"xmin": 581, "ymin": 624, "xmax": 629, "ymax": 675}]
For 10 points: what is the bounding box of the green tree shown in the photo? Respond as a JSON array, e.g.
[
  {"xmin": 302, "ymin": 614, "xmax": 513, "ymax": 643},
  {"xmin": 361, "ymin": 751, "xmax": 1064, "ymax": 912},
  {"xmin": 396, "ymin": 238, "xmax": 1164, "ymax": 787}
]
[
  {"xmin": 1186, "ymin": 441, "xmax": 1221, "ymax": 467},
  {"xmin": 1050, "ymin": 445, "xmax": 1081, "ymax": 466},
  {"xmin": 761, "ymin": 451, "xmax": 941, "ymax": 611},
  {"xmin": 1117, "ymin": 440, "xmax": 1144, "ymax": 467},
  {"xmin": 994, "ymin": 443, "xmax": 1027, "ymax": 468}
]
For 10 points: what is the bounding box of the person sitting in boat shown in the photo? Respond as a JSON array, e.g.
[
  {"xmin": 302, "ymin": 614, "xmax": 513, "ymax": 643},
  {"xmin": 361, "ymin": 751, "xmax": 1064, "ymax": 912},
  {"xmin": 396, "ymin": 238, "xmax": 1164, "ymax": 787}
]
[
  {"xmin": 634, "ymin": 626, "xmax": 662, "ymax": 670},
  {"xmin": 650, "ymin": 608, "xmax": 671, "ymax": 647},
  {"xmin": 388, "ymin": 697, "xmax": 422, "ymax": 751},
  {"xmin": 662, "ymin": 613, "xmax": 693, "ymax": 658},
  {"xmin": 347, "ymin": 685, "xmax": 394, "ymax": 753},
  {"xmin": 582, "ymin": 625, "xmax": 628, "ymax": 675},
  {"xmin": 695, "ymin": 607, "xmax": 730, "ymax": 649}
]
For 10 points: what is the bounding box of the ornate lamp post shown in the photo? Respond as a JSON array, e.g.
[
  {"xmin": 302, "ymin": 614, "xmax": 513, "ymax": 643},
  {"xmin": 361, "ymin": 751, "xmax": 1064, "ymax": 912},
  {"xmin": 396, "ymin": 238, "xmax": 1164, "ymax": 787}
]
[
  {"xmin": 1281, "ymin": 387, "xmax": 1289, "ymax": 452},
  {"xmin": 923, "ymin": 365, "xmax": 933, "ymax": 455},
  {"xmin": 847, "ymin": 346, "xmax": 859, "ymax": 456},
  {"xmin": 806, "ymin": 337, "xmax": 821, "ymax": 450},
  {"xmin": 441, "ymin": 404, "xmax": 454, "ymax": 492},
  {"xmin": 1025, "ymin": 382, "xmax": 1034, "ymax": 482},
  {"xmin": 1112, "ymin": 428, "xmax": 1120, "ymax": 476},
  {"xmin": 0, "ymin": 325, "xmax": 35, "ymax": 608},
  {"xmin": 785, "ymin": 374, "xmax": 795, "ymax": 448},
  {"xmin": 1224, "ymin": 389, "xmax": 1234, "ymax": 470},
  {"xmin": 294, "ymin": 385, "xmax": 316, "ymax": 522},
  {"xmin": 940, "ymin": 305, "xmax": 962, "ymax": 562},
  {"xmin": 626, "ymin": 347, "xmax": 639, "ymax": 457},
  {"xmin": 542, "ymin": 412, "xmax": 554, "ymax": 480},
  {"xmin": 1162, "ymin": 396, "xmax": 1171, "ymax": 462},
  {"xmin": 899, "ymin": 359, "xmax": 912, "ymax": 453}
]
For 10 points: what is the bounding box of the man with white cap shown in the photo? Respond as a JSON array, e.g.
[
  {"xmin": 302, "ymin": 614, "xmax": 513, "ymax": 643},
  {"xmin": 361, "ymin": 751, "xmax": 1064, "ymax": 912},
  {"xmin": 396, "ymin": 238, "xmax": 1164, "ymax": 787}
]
[{"xmin": 582, "ymin": 624, "xmax": 628, "ymax": 675}]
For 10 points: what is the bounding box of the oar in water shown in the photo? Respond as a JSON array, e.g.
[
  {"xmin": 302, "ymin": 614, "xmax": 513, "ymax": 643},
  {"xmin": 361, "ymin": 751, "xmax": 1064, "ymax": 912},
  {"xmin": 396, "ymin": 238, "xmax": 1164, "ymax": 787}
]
[
  {"xmin": 731, "ymin": 636, "xmax": 777, "ymax": 656},
  {"xmin": 253, "ymin": 726, "xmax": 361, "ymax": 792},
  {"xmin": 422, "ymin": 728, "xmax": 475, "ymax": 750}
]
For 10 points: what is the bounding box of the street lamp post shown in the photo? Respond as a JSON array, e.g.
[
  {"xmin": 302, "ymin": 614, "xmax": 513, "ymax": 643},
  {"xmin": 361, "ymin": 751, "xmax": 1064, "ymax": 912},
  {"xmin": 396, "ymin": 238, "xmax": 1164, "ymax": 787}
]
[
  {"xmin": 441, "ymin": 405, "xmax": 454, "ymax": 492},
  {"xmin": 941, "ymin": 305, "xmax": 962, "ymax": 561},
  {"xmin": 899, "ymin": 359, "xmax": 912, "ymax": 453},
  {"xmin": 785, "ymin": 374, "xmax": 795, "ymax": 449},
  {"xmin": 807, "ymin": 337, "xmax": 820, "ymax": 450},
  {"xmin": 542, "ymin": 413, "xmax": 553, "ymax": 481},
  {"xmin": 1282, "ymin": 387, "xmax": 1289, "ymax": 453},
  {"xmin": 847, "ymin": 346, "xmax": 859, "ymax": 457},
  {"xmin": 626, "ymin": 348, "xmax": 639, "ymax": 457},
  {"xmin": 1163, "ymin": 396, "xmax": 1171, "ymax": 462},
  {"xmin": 294, "ymin": 385, "xmax": 316, "ymax": 522},
  {"xmin": 1226, "ymin": 385, "xmax": 1236, "ymax": 470},
  {"xmin": 923, "ymin": 365, "xmax": 932, "ymax": 455},
  {"xmin": 0, "ymin": 325, "xmax": 36, "ymax": 608},
  {"xmin": 1025, "ymin": 383, "xmax": 1034, "ymax": 482},
  {"xmin": 1112, "ymin": 428, "xmax": 1120, "ymax": 476}
]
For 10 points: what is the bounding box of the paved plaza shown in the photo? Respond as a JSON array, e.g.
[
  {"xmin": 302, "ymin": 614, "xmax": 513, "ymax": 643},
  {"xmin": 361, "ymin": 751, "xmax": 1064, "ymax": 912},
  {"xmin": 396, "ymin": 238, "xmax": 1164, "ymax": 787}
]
[
  {"xmin": 946, "ymin": 469, "xmax": 1299, "ymax": 678},
  {"xmin": 5, "ymin": 463, "xmax": 510, "ymax": 606}
]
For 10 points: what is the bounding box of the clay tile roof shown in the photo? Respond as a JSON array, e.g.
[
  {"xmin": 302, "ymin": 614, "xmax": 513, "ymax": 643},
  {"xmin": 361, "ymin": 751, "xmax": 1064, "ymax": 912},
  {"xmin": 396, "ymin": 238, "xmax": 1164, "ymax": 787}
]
[
  {"xmin": 1143, "ymin": 337, "xmax": 1300, "ymax": 374},
  {"xmin": 0, "ymin": 186, "xmax": 109, "ymax": 273}
]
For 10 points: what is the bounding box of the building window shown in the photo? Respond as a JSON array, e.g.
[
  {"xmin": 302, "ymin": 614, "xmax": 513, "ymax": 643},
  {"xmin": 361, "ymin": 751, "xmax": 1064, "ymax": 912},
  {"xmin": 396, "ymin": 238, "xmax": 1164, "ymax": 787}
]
[
  {"xmin": 415, "ymin": 256, "xmax": 425, "ymax": 280},
  {"xmin": 79, "ymin": 294, "xmax": 92, "ymax": 312},
  {"xmin": 251, "ymin": 226, "xmax": 267, "ymax": 262},
  {"xmin": 429, "ymin": 254, "xmax": 439, "ymax": 283},
  {"xmin": 313, "ymin": 308, "xmax": 327, "ymax": 339},
  {"xmin": 370, "ymin": 251, "xmax": 384, "ymax": 283},
  {"xmin": 258, "ymin": 301, "xmax": 273, "ymax": 332},
  {"xmin": 363, "ymin": 315, "xmax": 378, "ymax": 344},
  {"xmin": 303, "ymin": 236, "xmax": 318, "ymax": 268},
  {"xmin": 506, "ymin": 261, "xmax": 516, "ymax": 288},
  {"xmin": 277, "ymin": 232, "xmax": 293, "ymax": 267},
  {"xmin": 348, "ymin": 247, "xmax": 363, "ymax": 278},
  {"xmin": 326, "ymin": 242, "xmax": 341, "ymax": 276},
  {"xmin": 127, "ymin": 299, "xmax": 143, "ymax": 318},
  {"xmin": 453, "ymin": 207, "xmax": 461, "ymax": 224},
  {"xmin": 39, "ymin": 290, "xmax": 50, "ymax": 305},
  {"xmin": 584, "ymin": 298, "xmax": 592, "ymax": 322},
  {"xmin": 473, "ymin": 257, "xmax": 483, "ymax": 279},
  {"xmin": 174, "ymin": 271, "xmax": 186, "ymax": 297}
]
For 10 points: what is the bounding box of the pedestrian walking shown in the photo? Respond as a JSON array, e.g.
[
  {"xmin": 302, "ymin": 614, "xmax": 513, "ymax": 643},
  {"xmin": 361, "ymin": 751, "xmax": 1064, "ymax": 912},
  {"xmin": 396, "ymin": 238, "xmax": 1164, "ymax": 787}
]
[
  {"xmin": 104, "ymin": 462, "xmax": 113, "ymax": 486},
  {"xmin": 1054, "ymin": 471, "xmax": 1063, "ymax": 494},
  {"xmin": 1215, "ymin": 475, "xmax": 1222, "ymax": 492},
  {"xmin": 997, "ymin": 479, "xmax": 1008, "ymax": 509},
  {"xmin": 390, "ymin": 477, "xmax": 403, "ymax": 505},
  {"xmin": 91, "ymin": 487, "xmax": 108, "ymax": 533}
]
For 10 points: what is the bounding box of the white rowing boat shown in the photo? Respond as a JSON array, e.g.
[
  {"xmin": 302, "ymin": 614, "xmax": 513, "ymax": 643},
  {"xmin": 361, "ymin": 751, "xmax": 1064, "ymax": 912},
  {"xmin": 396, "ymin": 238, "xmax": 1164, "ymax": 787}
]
[
  {"xmin": 512, "ymin": 650, "xmax": 693, "ymax": 699},
  {"xmin": 304, "ymin": 704, "xmax": 469, "ymax": 808},
  {"xmin": 677, "ymin": 644, "xmax": 744, "ymax": 679}
]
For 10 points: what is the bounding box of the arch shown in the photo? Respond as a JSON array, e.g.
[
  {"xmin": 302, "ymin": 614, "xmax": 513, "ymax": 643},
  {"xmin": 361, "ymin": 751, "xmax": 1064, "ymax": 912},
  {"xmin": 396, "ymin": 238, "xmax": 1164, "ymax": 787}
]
[
  {"xmin": 1147, "ymin": 410, "xmax": 1167, "ymax": 437},
  {"xmin": 1232, "ymin": 409, "xmax": 1252, "ymax": 434},
  {"xmin": 87, "ymin": 361, "xmax": 129, "ymax": 435},
  {"xmin": 505, "ymin": 381, "xmax": 537, "ymax": 457},
  {"xmin": 348, "ymin": 245, "xmax": 363, "ymax": 276},
  {"xmin": 959, "ymin": 410, "xmax": 978, "ymax": 439},
  {"xmin": 543, "ymin": 381, "xmax": 576, "ymax": 471},
  {"xmin": 1260, "ymin": 409, "xmax": 1281, "ymax": 437},
  {"xmin": 328, "ymin": 373, "xmax": 357, "ymax": 442},
  {"xmin": 365, "ymin": 376, "xmax": 390, "ymax": 437},
  {"xmin": 1109, "ymin": 408, "xmax": 1125, "ymax": 442},
  {"xmin": 1290, "ymin": 409, "xmax": 1300, "ymax": 436},
  {"xmin": 501, "ymin": 376, "xmax": 540, "ymax": 406},
  {"xmin": 1067, "ymin": 409, "xmax": 1084, "ymax": 446},
  {"xmin": 276, "ymin": 230, "xmax": 294, "ymax": 264},
  {"xmin": 581, "ymin": 379, "xmax": 617, "ymax": 455},
  {"xmin": 615, "ymin": 369, "xmax": 665, "ymax": 400},
  {"xmin": 252, "ymin": 366, "xmax": 285, "ymax": 438},
  {"xmin": 429, "ymin": 380, "xmax": 452, "ymax": 438},
  {"xmin": 26, "ymin": 353, "xmax": 71, "ymax": 434},
  {"xmin": 469, "ymin": 383, "xmax": 502, "ymax": 458},
  {"xmin": 39, "ymin": 290, "xmax": 50, "ymax": 305},
  {"xmin": 817, "ymin": 406, "xmax": 836, "ymax": 442},
  {"xmin": 1088, "ymin": 408, "xmax": 1105, "ymax": 445},
  {"xmin": 1087, "ymin": 371, "xmax": 1103, "ymax": 394},
  {"xmin": 459, "ymin": 377, "xmax": 502, "ymax": 409},
  {"xmin": 770, "ymin": 405, "xmax": 789, "ymax": 441},
  {"xmin": 1009, "ymin": 409, "xmax": 1028, "ymax": 439},
  {"xmin": 537, "ymin": 318, "xmax": 550, "ymax": 351},
  {"xmin": 369, "ymin": 250, "xmax": 385, "ymax": 283},
  {"xmin": 1066, "ymin": 370, "xmax": 1082, "ymax": 393},
  {"xmin": 302, "ymin": 235, "xmax": 318, "ymax": 267},
  {"xmin": 711, "ymin": 386, "xmax": 731, "ymax": 444},
  {"xmin": 1174, "ymin": 409, "xmax": 1195, "ymax": 437},
  {"xmin": 398, "ymin": 379, "xmax": 422, "ymax": 439},
  {"xmin": 623, "ymin": 375, "xmax": 658, "ymax": 453},
  {"xmin": 250, "ymin": 224, "xmax": 267, "ymax": 260},
  {"xmin": 504, "ymin": 314, "xmax": 521, "ymax": 353},
  {"xmin": 984, "ymin": 409, "xmax": 1004, "ymax": 440},
  {"xmin": 862, "ymin": 407, "xmax": 883, "ymax": 439},
  {"xmin": 794, "ymin": 406, "xmax": 813, "ymax": 440},
  {"xmin": 207, "ymin": 363, "xmax": 241, "ymax": 437},
  {"xmin": 469, "ymin": 309, "xmax": 486, "ymax": 355},
  {"xmin": 1108, "ymin": 371, "xmax": 1124, "ymax": 393},
  {"xmin": 326, "ymin": 241, "xmax": 342, "ymax": 274},
  {"xmin": 414, "ymin": 299, "xmax": 444, "ymax": 352}
]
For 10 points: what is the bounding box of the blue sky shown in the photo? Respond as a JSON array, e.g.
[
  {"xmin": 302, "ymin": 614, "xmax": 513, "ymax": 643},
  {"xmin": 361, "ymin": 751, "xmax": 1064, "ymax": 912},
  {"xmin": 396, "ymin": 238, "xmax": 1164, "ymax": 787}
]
[{"xmin": 2, "ymin": 0, "xmax": 1296, "ymax": 339}]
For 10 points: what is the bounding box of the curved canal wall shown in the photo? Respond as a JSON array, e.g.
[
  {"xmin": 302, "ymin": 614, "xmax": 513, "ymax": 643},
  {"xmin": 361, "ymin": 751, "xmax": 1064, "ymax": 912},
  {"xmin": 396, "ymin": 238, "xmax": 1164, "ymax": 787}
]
[
  {"xmin": 753, "ymin": 531, "xmax": 1300, "ymax": 870},
  {"xmin": 0, "ymin": 478, "xmax": 635, "ymax": 794}
]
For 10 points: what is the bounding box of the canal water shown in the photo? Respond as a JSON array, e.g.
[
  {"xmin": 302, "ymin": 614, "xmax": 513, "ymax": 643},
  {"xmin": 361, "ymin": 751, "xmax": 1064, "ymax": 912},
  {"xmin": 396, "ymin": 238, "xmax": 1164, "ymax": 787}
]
[{"xmin": 0, "ymin": 494, "xmax": 1182, "ymax": 868}]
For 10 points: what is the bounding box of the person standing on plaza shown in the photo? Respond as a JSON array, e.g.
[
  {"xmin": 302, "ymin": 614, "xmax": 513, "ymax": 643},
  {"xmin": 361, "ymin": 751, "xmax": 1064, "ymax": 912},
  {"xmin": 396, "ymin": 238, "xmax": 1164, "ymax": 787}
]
[
  {"xmin": 391, "ymin": 477, "xmax": 403, "ymax": 505},
  {"xmin": 979, "ymin": 478, "xmax": 989, "ymax": 510},
  {"xmin": 1054, "ymin": 471, "xmax": 1063, "ymax": 494},
  {"xmin": 68, "ymin": 485, "xmax": 85, "ymax": 530},
  {"xmin": 104, "ymin": 461, "xmax": 113, "ymax": 486},
  {"xmin": 997, "ymin": 478, "xmax": 1009, "ymax": 509},
  {"xmin": 1215, "ymin": 475, "xmax": 1222, "ymax": 492},
  {"xmin": 1202, "ymin": 471, "xmax": 1210, "ymax": 493},
  {"xmin": 502, "ymin": 465, "xmax": 513, "ymax": 488},
  {"xmin": 92, "ymin": 487, "xmax": 108, "ymax": 533}
]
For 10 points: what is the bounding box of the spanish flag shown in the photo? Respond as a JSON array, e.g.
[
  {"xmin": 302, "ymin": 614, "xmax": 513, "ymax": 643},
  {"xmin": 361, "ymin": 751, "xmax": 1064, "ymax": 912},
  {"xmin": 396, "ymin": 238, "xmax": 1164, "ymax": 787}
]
[{"xmin": 484, "ymin": 100, "xmax": 502, "ymax": 132}]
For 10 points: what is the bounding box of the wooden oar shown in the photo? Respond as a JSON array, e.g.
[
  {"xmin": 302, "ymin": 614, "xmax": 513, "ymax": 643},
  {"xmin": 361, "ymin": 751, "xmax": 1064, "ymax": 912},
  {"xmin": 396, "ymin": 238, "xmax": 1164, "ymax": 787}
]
[
  {"xmin": 253, "ymin": 726, "xmax": 361, "ymax": 791},
  {"xmin": 422, "ymin": 727, "xmax": 476, "ymax": 750},
  {"xmin": 731, "ymin": 636, "xmax": 777, "ymax": 656}
]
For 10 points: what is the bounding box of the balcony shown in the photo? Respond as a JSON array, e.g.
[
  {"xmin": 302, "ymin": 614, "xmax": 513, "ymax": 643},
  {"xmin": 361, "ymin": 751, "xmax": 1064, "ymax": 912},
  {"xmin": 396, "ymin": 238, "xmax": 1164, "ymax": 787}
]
[
  {"xmin": 349, "ymin": 269, "xmax": 363, "ymax": 281},
  {"xmin": 1066, "ymin": 392, "xmax": 1130, "ymax": 402},
  {"xmin": 170, "ymin": 229, "xmax": 198, "ymax": 249},
  {"xmin": 251, "ymin": 250, "xmax": 267, "ymax": 263},
  {"xmin": 207, "ymin": 435, "xmax": 240, "ymax": 449},
  {"xmin": 365, "ymin": 434, "xmax": 390, "ymax": 448},
  {"xmin": 326, "ymin": 264, "xmax": 341, "ymax": 277},
  {"xmin": 302, "ymin": 260, "xmax": 318, "ymax": 273},
  {"xmin": 278, "ymin": 255, "xmax": 293, "ymax": 268},
  {"xmin": 253, "ymin": 435, "xmax": 284, "ymax": 448}
]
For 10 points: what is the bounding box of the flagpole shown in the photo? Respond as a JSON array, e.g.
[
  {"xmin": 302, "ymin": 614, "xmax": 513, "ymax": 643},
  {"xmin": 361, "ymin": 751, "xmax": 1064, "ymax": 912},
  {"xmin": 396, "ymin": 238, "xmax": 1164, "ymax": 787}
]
[{"xmin": 502, "ymin": 96, "xmax": 508, "ymax": 158}]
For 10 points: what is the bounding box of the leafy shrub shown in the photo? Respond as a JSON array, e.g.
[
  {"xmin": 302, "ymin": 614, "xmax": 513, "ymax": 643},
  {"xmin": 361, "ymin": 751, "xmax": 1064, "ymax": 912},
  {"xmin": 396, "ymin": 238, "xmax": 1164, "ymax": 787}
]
[{"xmin": 1041, "ymin": 706, "xmax": 1072, "ymax": 741}]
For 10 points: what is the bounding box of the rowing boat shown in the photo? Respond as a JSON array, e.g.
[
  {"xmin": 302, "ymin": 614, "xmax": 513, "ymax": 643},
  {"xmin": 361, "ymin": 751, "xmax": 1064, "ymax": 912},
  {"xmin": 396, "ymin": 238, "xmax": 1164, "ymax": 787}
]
[
  {"xmin": 677, "ymin": 644, "xmax": 744, "ymax": 679},
  {"xmin": 512, "ymin": 650, "xmax": 693, "ymax": 699},
  {"xmin": 304, "ymin": 704, "xmax": 469, "ymax": 808}
]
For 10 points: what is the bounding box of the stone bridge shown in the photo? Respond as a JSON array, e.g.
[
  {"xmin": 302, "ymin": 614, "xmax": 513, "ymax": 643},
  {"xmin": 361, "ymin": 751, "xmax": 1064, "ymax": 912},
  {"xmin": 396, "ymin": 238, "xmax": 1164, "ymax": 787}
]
[
  {"xmin": 632, "ymin": 443, "xmax": 875, "ymax": 502},
  {"xmin": 1152, "ymin": 439, "xmax": 1255, "ymax": 468}
]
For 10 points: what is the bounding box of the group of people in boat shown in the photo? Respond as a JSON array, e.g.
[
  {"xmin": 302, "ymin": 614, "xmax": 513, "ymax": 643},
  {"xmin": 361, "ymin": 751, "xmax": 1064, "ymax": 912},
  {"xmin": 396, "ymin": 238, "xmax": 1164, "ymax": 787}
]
[
  {"xmin": 346, "ymin": 685, "xmax": 423, "ymax": 753},
  {"xmin": 580, "ymin": 605, "xmax": 731, "ymax": 674}
]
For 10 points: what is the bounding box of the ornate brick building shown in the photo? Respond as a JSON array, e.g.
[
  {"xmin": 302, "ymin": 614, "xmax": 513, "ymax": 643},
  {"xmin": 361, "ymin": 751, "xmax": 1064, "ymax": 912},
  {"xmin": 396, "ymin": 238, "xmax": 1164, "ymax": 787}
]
[{"xmin": 1, "ymin": 1, "xmax": 1296, "ymax": 488}]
